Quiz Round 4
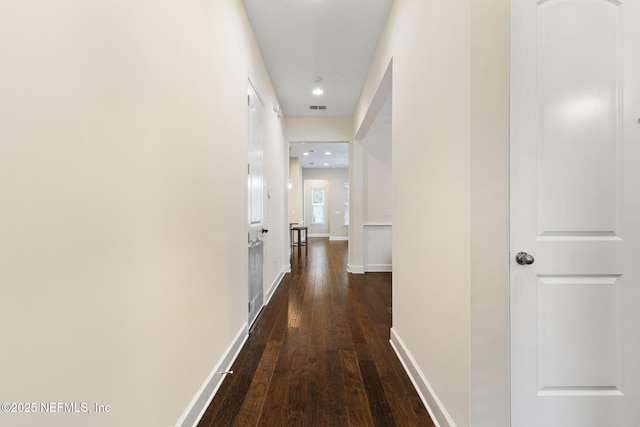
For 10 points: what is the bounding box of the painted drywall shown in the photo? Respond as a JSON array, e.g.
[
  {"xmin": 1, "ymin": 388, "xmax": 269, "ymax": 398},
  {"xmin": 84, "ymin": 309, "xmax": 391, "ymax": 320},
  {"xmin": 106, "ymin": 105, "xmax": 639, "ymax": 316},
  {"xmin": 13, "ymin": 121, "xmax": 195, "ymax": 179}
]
[
  {"xmin": 285, "ymin": 116, "xmax": 352, "ymax": 142},
  {"xmin": 348, "ymin": 139, "xmax": 365, "ymax": 273},
  {"xmin": 302, "ymin": 168, "xmax": 349, "ymax": 239},
  {"xmin": 468, "ymin": 0, "xmax": 510, "ymax": 424},
  {"xmin": 363, "ymin": 120, "xmax": 392, "ymax": 224},
  {"xmin": 0, "ymin": 1, "xmax": 286, "ymax": 426},
  {"xmin": 352, "ymin": 0, "xmax": 510, "ymax": 426},
  {"xmin": 288, "ymin": 158, "xmax": 302, "ymax": 224},
  {"xmin": 349, "ymin": 81, "xmax": 393, "ymax": 273},
  {"xmin": 361, "ymin": 119, "xmax": 392, "ymax": 271},
  {"xmin": 363, "ymin": 225, "xmax": 392, "ymax": 271}
]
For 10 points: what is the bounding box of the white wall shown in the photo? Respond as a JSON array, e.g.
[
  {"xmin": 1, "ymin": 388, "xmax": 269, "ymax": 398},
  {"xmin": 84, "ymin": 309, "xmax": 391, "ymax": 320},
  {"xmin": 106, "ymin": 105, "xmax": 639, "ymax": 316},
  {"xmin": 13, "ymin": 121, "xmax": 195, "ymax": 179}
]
[
  {"xmin": 349, "ymin": 69, "xmax": 393, "ymax": 274},
  {"xmin": 364, "ymin": 120, "xmax": 392, "ymax": 224},
  {"xmin": 349, "ymin": 138, "xmax": 366, "ymax": 273},
  {"xmin": 352, "ymin": 0, "xmax": 510, "ymax": 426},
  {"xmin": 361, "ymin": 119, "xmax": 392, "ymax": 271},
  {"xmin": 285, "ymin": 116, "xmax": 352, "ymax": 142},
  {"xmin": 302, "ymin": 168, "xmax": 349, "ymax": 240},
  {"xmin": 0, "ymin": 1, "xmax": 287, "ymax": 426},
  {"xmin": 469, "ymin": 1, "xmax": 510, "ymax": 423},
  {"xmin": 288, "ymin": 157, "xmax": 302, "ymax": 224},
  {"xmin": 363, "ymin": 225, "xmax": 392, "ymax": 272}
]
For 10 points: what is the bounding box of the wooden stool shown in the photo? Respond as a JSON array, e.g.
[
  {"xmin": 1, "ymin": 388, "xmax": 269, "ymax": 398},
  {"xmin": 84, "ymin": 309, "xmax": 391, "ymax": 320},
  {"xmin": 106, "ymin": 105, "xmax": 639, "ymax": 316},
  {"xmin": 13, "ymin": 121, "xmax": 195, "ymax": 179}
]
[{"xmin": 291, "ymin": 226, "xmax": 308, "ymax": 257}]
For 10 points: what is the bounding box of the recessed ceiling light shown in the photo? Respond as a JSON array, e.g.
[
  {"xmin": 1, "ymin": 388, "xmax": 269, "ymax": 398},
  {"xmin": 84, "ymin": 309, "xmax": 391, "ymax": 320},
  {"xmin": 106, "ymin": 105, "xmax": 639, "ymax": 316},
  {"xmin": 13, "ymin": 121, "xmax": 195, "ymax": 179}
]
[
  {"xmin": 312, "ymin": 88, "xmax": 324, "ymax": 96},
  {"xmin": 303, "ymin": 152, "xmax": 309, "ymax": 156},
  {"xmin": 325, "ymin": 152, "xmax": 331, "ymax": 155},
  {"xmin": 323, "ymin": 163, "xmax": 329, "ymax": 166}
]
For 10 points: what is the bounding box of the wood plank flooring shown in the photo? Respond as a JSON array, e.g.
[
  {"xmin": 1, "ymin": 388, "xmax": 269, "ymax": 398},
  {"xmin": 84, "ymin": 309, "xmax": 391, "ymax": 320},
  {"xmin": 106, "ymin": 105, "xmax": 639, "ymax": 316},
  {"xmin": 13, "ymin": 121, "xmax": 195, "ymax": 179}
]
[{"xmin": 198, "ymin": 238, "xmax": 434, "ymax": 427}]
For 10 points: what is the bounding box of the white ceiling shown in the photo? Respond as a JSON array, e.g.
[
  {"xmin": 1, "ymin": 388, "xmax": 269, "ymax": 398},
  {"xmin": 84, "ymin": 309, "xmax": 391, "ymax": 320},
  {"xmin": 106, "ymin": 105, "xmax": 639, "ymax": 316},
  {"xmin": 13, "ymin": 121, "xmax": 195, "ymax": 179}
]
[
  {"xmin": 290, "ymin": 142, "xmax": 349, "ymax": 168},
  {"xmin": 243, "ymin": 0, "xmax": 392, "ymax": 117}
]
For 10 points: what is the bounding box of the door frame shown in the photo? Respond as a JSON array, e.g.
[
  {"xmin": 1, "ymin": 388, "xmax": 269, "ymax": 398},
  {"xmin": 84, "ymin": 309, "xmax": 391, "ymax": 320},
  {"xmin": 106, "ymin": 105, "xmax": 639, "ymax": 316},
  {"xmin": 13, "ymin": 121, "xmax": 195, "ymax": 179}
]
[{"xmin": 247, "ymin": 76, "xmax": 265, "ymax": 329}]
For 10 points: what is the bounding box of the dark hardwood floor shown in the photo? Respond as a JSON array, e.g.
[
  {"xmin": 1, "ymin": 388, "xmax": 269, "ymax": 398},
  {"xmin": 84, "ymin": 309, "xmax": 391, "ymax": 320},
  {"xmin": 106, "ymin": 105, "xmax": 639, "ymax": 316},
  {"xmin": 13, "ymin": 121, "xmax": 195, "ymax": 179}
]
[{"xmin": 198, "ymin": 238, "xmax": 434, "ymax": 427}]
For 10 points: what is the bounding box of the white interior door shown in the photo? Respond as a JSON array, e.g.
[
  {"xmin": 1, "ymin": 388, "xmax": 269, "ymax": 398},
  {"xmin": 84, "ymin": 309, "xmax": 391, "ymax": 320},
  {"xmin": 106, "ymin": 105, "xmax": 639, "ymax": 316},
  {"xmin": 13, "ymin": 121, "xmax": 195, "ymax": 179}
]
[
  {"xmin": 510, "ymin": 1, "xmax": 640, "ymax": 426},
  {"xmin": 247, "ymin": 80, "xmax": 265, "ymax": 328}
]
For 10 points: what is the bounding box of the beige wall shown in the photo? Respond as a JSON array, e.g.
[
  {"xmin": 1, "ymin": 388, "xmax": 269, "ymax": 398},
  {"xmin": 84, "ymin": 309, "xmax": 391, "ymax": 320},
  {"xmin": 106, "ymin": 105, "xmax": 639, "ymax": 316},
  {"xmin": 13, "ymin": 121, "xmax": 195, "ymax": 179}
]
[
  {"xmin": 348, "ymin": 138, "xmax": 365, "ymax": 273},
  {"xmin": 349, "ymin": 119, "xmax": 393, "ymax": 273},
  {"xmin": 302, "ymin": 168, "xmax": 349, "ymax": 239},
  {"xmin": 285, "ymin": 116, "xmax": 352, "ymax": 142},
  {"xmin": 353, "ymin": 0, "xmax": 510, "ymax": 426},
  {"xmin": 288, "ymin": 157, "xmax": 303, "ymax": 224},
  {"xmin": 0, "ymin": 1, "xmax": 286, "ymax": 426},
  {"xmin": 363, "ymin": 120, "xmax": 392, "ymax": 224},
  {"xmin": 469, "ymin": 0, "xmax": 510, "ymax": 424}
]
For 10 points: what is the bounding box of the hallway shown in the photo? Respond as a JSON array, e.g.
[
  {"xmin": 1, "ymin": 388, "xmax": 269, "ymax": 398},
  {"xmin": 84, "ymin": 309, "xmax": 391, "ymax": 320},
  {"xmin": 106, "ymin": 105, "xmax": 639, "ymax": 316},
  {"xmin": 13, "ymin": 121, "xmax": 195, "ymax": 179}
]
[{"xmin": 198, "ymin": 238, "xmax": 434, "ymax": 426}]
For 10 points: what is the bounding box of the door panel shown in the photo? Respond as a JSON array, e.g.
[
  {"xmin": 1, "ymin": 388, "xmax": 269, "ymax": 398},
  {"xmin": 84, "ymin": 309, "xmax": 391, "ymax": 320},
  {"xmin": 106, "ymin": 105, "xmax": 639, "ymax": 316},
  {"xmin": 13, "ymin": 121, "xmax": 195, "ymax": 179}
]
[
  {"xmin": 536, "ymin": 0, "xmax": 621, "ymax": 237},
  {"xmin": 511, "ymin": 0, "xmax": 640, "ymax": 425},
  {"xmin": 537, "ymin": 275, "xmax": 621, "ymax": 393},
  {"xmin": 248, "ymin": 238, "xmax": 263, "ymax": 324}
]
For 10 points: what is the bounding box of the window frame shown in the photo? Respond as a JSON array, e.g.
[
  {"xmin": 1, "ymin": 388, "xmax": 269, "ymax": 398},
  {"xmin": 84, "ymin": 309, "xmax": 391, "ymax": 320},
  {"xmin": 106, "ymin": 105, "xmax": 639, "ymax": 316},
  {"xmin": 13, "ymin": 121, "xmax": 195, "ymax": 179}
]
[{"xmin": 311, "ymin": 186, "xmax": 326, "ymax": 225}]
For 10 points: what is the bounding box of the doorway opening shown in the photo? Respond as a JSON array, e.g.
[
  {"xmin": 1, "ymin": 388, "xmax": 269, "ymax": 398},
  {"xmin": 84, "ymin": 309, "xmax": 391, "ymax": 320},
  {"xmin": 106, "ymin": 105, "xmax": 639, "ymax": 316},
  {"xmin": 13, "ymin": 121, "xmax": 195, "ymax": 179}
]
[
  {"xmin": 288, "ymin": 141, "xmax": 349, "ymax": 253},
  {"xmin": 349, "ymin": 60, "xmax": 393, "ymax": 274}
]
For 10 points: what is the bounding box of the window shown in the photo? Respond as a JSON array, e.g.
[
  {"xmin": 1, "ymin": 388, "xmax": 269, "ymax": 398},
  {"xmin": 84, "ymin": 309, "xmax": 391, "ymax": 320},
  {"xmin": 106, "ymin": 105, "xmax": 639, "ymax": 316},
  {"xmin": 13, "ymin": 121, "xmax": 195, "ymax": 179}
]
[{"xmin": 311, "ymin": 186, "xmax": 325, "ymax": 225}]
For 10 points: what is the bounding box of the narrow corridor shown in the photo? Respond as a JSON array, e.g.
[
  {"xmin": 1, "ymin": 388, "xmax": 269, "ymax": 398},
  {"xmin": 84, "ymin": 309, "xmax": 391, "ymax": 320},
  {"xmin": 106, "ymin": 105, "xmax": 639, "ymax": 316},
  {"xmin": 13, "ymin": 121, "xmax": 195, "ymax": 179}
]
[{"xmin": 198, "ymin": 238, "xmax": 434, "ymax": 426}]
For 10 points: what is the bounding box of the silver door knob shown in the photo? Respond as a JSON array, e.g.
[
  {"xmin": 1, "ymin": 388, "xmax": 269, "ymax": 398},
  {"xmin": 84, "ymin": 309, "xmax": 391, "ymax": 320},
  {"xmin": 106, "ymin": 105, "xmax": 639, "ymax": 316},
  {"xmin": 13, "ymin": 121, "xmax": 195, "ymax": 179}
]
[{"xmin": 515, "ymin": 252, "xmax": 535, "ymax": 265}]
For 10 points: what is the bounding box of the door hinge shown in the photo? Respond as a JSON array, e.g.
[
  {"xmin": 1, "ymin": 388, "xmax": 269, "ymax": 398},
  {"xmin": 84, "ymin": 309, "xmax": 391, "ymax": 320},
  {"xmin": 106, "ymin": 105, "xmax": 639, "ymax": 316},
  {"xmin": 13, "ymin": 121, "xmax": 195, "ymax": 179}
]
[
  {"xmin": 248, "ymin": 163, "xmax": 250, "ymax": 175},
  {"xmin": 248, "ymin": 94, "xmax": 250, "ymax": 106}
]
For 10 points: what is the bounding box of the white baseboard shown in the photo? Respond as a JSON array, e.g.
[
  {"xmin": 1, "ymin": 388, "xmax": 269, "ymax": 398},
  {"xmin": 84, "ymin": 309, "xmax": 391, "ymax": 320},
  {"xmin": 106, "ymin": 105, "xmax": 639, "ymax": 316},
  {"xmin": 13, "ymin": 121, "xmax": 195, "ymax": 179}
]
[
  {"xmin": 389, "ymin": 328, "xmax": 456, "ymax": 427},
  {"xmin": 285, "ymin": 263, "xmax": 291, "ymax": 273},
  {"xmin": 329, "ymin": 236, "xmax": 348, "ymax": 241},
  {"xmin": 364, "ymin": 263, "xmax": 392, "ymax": 272},
  {"xmin": 347, "ymin": 264, "xmax": 365, "ymax": 274},
  {"xmin": 176, "ymin": 324, "xmax": 248, "ymax": 427},
  {"xmin": 308, "ymin": 233, "xmax": 329, "ymax": 238},
  {"xmin": 265, "ymin": 265, "xmax": 287, "ymax": 305}
]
